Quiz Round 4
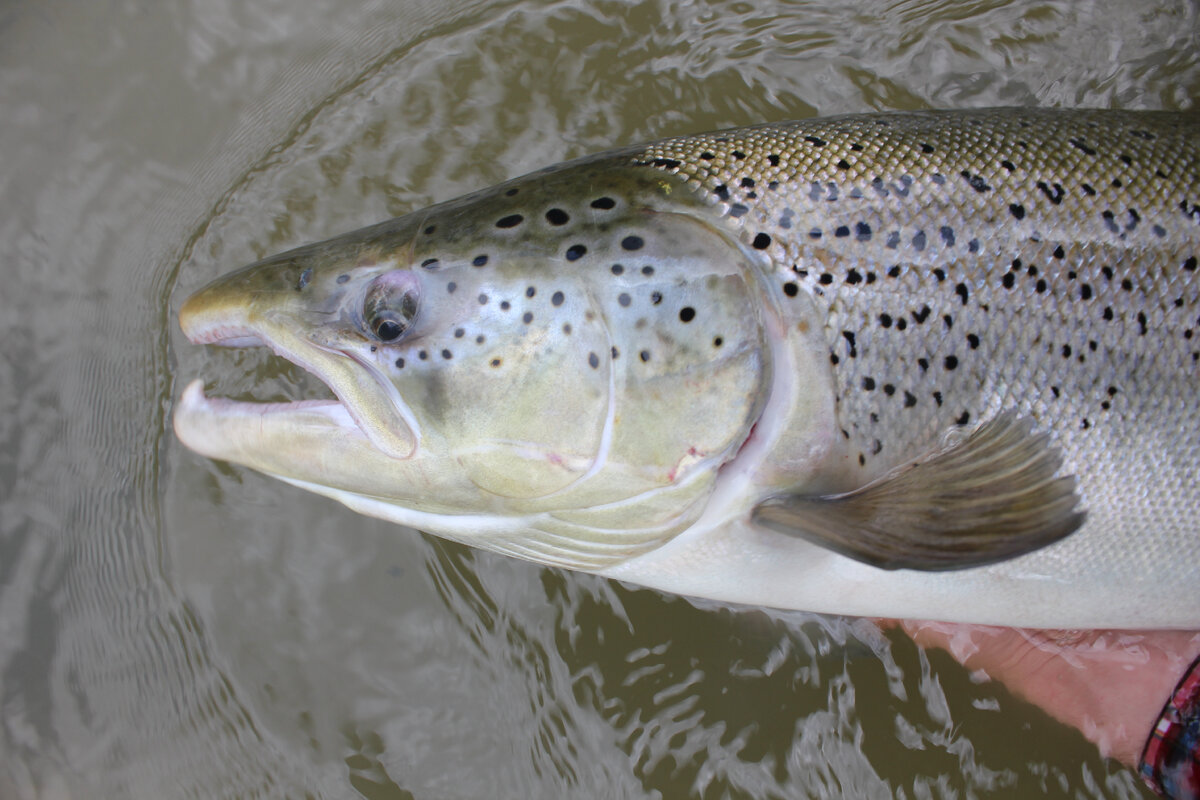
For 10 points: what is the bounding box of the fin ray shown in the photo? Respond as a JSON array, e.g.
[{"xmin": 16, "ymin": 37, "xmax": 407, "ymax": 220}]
[{"xmin": 752, "ymin": 412, "xmax": 1085, "ymax": 571}]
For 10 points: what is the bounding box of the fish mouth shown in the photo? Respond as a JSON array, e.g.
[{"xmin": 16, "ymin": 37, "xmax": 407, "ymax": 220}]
[{"xmin": 174, "ymin": 297, "xmax": 419, "ymax": 462}]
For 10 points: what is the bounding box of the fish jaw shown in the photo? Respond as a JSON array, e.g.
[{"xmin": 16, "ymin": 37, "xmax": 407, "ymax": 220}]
[{"xmin": 177, "ymin": 267, "xmax": 420, "ymax": 462}]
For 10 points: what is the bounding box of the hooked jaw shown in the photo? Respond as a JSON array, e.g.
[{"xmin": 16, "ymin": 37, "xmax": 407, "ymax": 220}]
[{"xmin": 174, "ymin": 272, "xmax": 420, "ymax": 466}]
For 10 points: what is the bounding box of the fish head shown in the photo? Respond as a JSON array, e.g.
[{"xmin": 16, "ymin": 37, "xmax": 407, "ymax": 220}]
[{"xmin": 175, "ymin": 161, "xmax": 777, "ymax": 567}]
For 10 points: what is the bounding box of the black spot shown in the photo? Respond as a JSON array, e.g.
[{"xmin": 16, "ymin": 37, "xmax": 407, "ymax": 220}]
[
  {"xmin": 420, "ymin": 258, "xmax": 439, "ymax": 270},
  {"xmin": 741, "ymin": 177, "xmax": 756, "ymax": 189},
  {"xmin": 804, "ymin": 135, "xmax": 826, "ymax": 147},
  {"xmin": 713, "ymin": 337, "xmax": 723, "ymax": 347},
  {"xmin": 395, "ymin": 357, "xmax": 404, "ymax": 369},
  {"xmin": 731, "ymin": 150, "xmax": 746, "ymax": 160},
  {"xmin": 912, "ymin": 230, "xmax": 926, "ymax": 251},
  {"xmin": 921, "ymin": 143, "xmax": 935, "ymax": 154},
  {"xmin": 863, "ymin": 377, "xmax": 876, "ymax": 390},
  {"xmin": 1184, "ymin": 257, "xmax": 1198, "ymax": 272},
  {"xmin": 621, "ymin": 236, "xmax": 644, "ymax": 251},
  {"xmin": 903, "ymin": 391, "xmax": 917, "ymax": 408},
  {"xmin": 1053, "ymin": 244, "xmax": 1066, "ymax": 260},
  {"xmin": 545, "ymin": 208, "xmax": 570, "ymax": 225},
  {"xmin": 896, "ymin": 318, "xmax": 908, "ymax": 331},
  {"xmin": 917, "ymin": 358, "xmax": 929, "ymax": 371},
  {"xmin": 967, "ymin": 333, "xmax": 980, "ymax": 349},
  {"xmin": 565, "ymin": 244, "xmax": 587, "ymax": 261},
  {"xmin": 939, "ymin": 226, "xmax": 955, "ymax": 246},
  {"xmin": 1001, "ymin": 272, "xmax": 1016, "ymax": 290},
  {"xmin": 842, "ymin": 330, "xmax": 857, "ymax": 358},
  {"xmin": 1137, "ymin": 311, "xmax": 1148, "ymax": 335},
  {"xmin": 491, "ymin": 358, "xmax": 501, "ymax": 367},
  {"xmin": 955, "ymin": 282, "xmax": 969, "ymax": 305},
  {"xmin": 591, "ymin": 197, "xmax": 616, "ymax": 210},
  {"xmin": 961, "ymin": 171, "xmax": 991, "ymax": 193},
  {"xmin": 819, "ymin": 273, "xmax": 834, "ymax": 285},
  {"xmin": 522, "ymin": 312, "xmax": 533, "ymax": 324},
  {"xmin": 441, "ymin": 349, "xmax": 452, "ymax": 360},
  {"xmin": 753, "ymin": 232, "xmax": 772, "ymax": 249},
  {"xmin": 588, "ymin": 352, "xmax": 600, "ymax": 369},
  {"xmin": 1009, "ymin": 203, "xmax": 1026, "ymax": 220},
  {"xmin": 886, "ymin": 232, "xmax": 901, "ymax": 249},
  {"xmin": 1035, "ymin": 279, "xmax": 1047, "ymax": 294},
  {"xmin": 500, "ymin": 300, "xmax": 510, "ymax": 310},
  {"xmin": 446, "ymin": 281, "xmax": 457, "ymax": 294},
  {"xmin": 943, "ymin": 314, "xmax": 954, "ymax": 330},
  {"xmin": 1080, "ymin": 284, "xmax": 1093, "ymax": 300},
  {"xmin": 651, "ymin": 157, "xmax": 681, "ymax": 169},
  {"xmin": 525, "ymin": 286, "xmax": 536, "ymax": 298},
  {"xmin": 551, "ymin": 291, "xmax": 564, "ymax": 307},
  {"xmin": 809, "ymin": 228, "xmax": 823, "ymax": 240},
  {"xmin": 714, "ymin": 185, "xmax": 731, "ymax": 201},
  {"xmin": 642, "ymin": 265, "xmax": 654, "ymax": 276},
  {"xmin": 1081, "ymin": 182, "xmax": 1096, "ymax": 196},
  {"xmin": 856, "ymin": 222, "xmax": 872, "ymax": 241},
  {"xmin": 473, "ymin": 255, "xmax": 489, "ymax": 267},
  {"xmin": 679, "ymin": 307, "xmax": 696, "ymax": 323},
  {"xmin": 336, "ymin": 274, "xmax": 350, "ymax": 284},
  {"xmin": 640, "ymin": 350, "xmax": 651, "ymax": 362},
  {"xmin": 912, "ymin": 305, "xmax": 931, "ymax": 324},
  {"xmin": 1103, "ymin": 306, "xmax": 1114, "ymax": 321},
  {"xmin": 835, "ymin": 225, "xmax": 850, "ymax": 238},
  {"xmin": 418, "ymin": 350, "xmax": 428, "ymax": 360},
  {"xmin": 1061, "ymin": 344, "xmax": 1072, "ymax": 358},
  {"xmin": 887, "ymin": 265, "xmax": 901, "ymax": 278},
  {"xmin": 768, "ymin": 154, "xmax": 780, "ymax": 166},
  {"xmin": 611, "ymin": 263, "xmax": 624, "ymax": 275},
  {"xmin": 783, "ymin": 282, "xmax": 799, "ymax": 297},
  {"xmin": 700, "ymin": 151, "xmax": 715, "ymax": 160},
  {"xmin": 933, "ymin": 268, "xmax": 946, "ymax": 282},
  {"xmin": 618, "ymin": 293, "xmax": 631, "ymax": 307},
  {"xmin": 944, "ymin": 355, "xmax": 959, "ymax": 370},
  {"xmin": 649, "ymin": 291, "xmax": 663, "ymax": 305},
  {"xmin": 956, "ymin": 411, "xmax": 971, "ymax": 425},
  {"xmin": 729, "ymin": 204, "xmax": 749, "ymax": 217},
  {"xmin": 883, "ymin": 383, "xmax": 895, "ymax": 396},
  {"xmin": 836, "ymin": 159, "xmax": 851, "ymax": 170},
  {"xmin": 1037, "ymin": 181, "xmax": 1065, "ymax": 205},
  {"xmin": 496, "ymin": 214, "xmax": 523, "ymax": 228},
  {"xmin": 1000, "ymin": 159, "xmax": 1016, "ymax": 172},
  {"xmin": 879, "ymin": 313, "xmax": 893, "ymax": 328},
  {"xmin": 1121, "ymin": 278, "xmax": 1134, "ymax": 291},
  {"xmin": 933, "ymin": 391, "xmax": 943, "ymax": 406},
  {"xmin": 454, "ymin": 328, "xmax": 465, "ymax": 338},
  {"xmin": 846, "ymin": 269, "xmax": 863, "ymax": 285},
  {"xmin": 1069, "ymin": 138, "xmax": 1097, "ymax": 156}
]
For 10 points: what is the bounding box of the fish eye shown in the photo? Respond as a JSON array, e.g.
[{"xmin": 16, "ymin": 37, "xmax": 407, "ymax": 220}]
[{"xmin": 363, "ymin": 274, "xmax": 420, "ymax": 342}]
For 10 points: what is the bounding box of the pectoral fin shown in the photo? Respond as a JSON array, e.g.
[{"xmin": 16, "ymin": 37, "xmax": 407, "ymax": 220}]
[{"xmin": 751, "ymin": 412, "xmax": 1085, "ymax": 571}]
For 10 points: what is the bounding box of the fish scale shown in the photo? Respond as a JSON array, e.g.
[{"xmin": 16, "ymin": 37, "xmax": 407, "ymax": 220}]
[
  {"xmin": 636, "ymin": 109, "xmax": 1200, "ymax": 574},
  {"xmin": 176, "ymin": 108, "xmax": 1200, "ymax": 626}
]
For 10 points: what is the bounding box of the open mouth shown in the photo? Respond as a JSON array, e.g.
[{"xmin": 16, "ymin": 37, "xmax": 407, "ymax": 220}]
[{"xmin": 175, "ymin": 305, "xmax": 419, "ymax": 461}]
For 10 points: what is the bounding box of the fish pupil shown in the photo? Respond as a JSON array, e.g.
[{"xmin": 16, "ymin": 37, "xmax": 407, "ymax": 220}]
[{"xmin": 373, "ymin": 318, "xmax": 405, "ymax": 341}]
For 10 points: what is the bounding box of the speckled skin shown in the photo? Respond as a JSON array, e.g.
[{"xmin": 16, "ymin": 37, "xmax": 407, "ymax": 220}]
[
  {"xmin": 630, "ymin": 108, "xmax": 1199, "ymax": 598},
  {"xmin": 177, "ymin": 109, "xmax": 1200, "ymax": 626}
]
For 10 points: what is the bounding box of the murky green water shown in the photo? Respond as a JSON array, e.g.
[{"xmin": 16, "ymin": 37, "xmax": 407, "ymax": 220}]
[{"xmin": 2, "ymin": 0, "xmax": 1197, "ymax": 797}]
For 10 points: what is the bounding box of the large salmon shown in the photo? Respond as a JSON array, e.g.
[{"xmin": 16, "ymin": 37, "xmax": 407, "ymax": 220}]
[{"xmin": 175, "ymin": 108, "xmax": 1200, "ymax": 627}]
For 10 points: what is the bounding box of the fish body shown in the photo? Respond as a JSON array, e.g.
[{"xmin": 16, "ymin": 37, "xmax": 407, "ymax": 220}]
[{"xmin": 175, "ymin": 108, "xmax": 1200, "ymax": 628}]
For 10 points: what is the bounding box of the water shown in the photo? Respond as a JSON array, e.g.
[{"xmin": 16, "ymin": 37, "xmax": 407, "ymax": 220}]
[{"xmin": 2, "ymin": 0, "xmax": 1197, "ymax": 796}]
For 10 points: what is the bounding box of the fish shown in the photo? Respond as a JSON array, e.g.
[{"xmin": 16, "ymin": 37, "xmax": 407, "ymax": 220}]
[{"xmin": 174, "ymin": 108, "xmax": 1200, "ymax": 628}]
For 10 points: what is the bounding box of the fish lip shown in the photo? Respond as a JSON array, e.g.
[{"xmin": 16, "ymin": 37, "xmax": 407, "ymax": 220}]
[{"xmin": 177, "ymin": 303, "xmax": 419, "ymax": 459}]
